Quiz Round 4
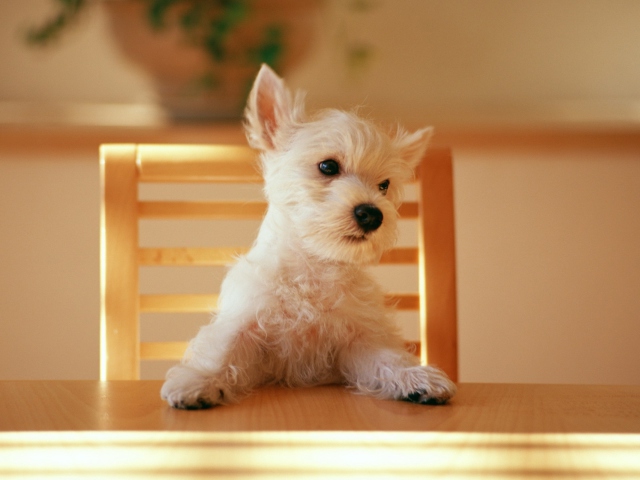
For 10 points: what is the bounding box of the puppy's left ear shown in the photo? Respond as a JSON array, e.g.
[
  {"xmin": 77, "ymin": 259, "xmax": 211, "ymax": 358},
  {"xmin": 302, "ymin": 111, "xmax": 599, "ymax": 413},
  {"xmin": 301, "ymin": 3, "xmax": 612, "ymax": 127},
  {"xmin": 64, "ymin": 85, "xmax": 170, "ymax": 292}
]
[
  {"xmin": 244, "ymin": 64, "xmax": 302, "ymax": 151},
  {"xmin": 394, "ymin": 126, "xmax": 434, "ymax": 170}
]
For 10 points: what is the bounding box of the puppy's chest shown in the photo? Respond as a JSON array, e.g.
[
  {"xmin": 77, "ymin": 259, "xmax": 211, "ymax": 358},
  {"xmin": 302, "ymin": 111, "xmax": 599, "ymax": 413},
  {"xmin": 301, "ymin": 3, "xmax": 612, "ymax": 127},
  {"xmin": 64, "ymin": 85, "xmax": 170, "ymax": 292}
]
[
  {"xmin": 271, "ymin": 268, "xmax": 371, "ymax": 321},
  {"xmin": 249, "ymin": 268, "xmax": 384, "ymax": 375}
]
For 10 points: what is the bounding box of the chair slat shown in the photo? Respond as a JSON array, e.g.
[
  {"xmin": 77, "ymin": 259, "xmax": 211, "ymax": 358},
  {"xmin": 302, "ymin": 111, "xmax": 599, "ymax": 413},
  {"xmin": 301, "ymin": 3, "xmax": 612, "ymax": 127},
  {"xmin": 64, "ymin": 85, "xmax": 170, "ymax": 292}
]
[
  {"xmin": 140, "ymin": 293, "xmax": 418, "ymax": 312},
  {"xmin": 140, "ymin": 341, "xmax": 419, "ymax": 361},
  {"xmin": 140, "ymin": 294, "xmax": 218, "ymax": 313},
  {"xmin": 137, "ymin": 145, "xmax": 261, "ymax": 183},
  {"xmin": 140, "ymin": 341, "xmax": 188, "ymax": 360},
  {"xmin": 379, "ymin": 247, "xmax": 419, "ymax": 264},
  {"xmin": 139, "ymin": 201, "xmax": 267, "ymax": 219},
  {"xmin": 385, "ymin": 293, "xmax": 420, "ymax": 310},
  {"xmin": 140, "ymin": 247, "xmax": 418, "ymax": 266},
  {"xmin": 398, "ymin": 202, "xmax": 418, "ymax": 218},
  {"xmin": 139, "ymin": 247, "xmax": 247, "ymax": 266}
]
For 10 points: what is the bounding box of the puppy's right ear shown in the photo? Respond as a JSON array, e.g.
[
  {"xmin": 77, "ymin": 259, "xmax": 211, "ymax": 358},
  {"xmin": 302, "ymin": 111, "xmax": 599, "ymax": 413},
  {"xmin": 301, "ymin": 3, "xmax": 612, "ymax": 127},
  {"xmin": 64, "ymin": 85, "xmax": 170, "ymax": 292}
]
[
  {"xmin": 244, "ymin": 64, "xmax": 301, "ymax": 151},
  {"xmin": 394, "ymin": 126, "xmax": 433, "ymax": 171}
]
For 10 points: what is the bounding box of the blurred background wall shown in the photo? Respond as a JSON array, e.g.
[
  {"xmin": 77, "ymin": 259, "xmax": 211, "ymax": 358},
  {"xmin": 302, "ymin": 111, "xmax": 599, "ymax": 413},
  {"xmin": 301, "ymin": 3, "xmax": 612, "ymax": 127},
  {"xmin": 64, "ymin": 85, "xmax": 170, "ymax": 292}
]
[{"xmin": 1, "ymin": 0, "xmax": 639, "ymax": 383}]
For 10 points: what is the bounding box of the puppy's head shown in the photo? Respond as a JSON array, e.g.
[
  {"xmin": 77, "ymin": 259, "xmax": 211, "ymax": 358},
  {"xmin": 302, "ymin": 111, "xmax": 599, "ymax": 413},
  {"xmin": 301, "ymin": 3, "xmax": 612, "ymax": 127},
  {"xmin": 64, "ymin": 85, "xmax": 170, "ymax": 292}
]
[{"xmin": 244, "ymin": 64, "xmax": 432, "ymax": 264}]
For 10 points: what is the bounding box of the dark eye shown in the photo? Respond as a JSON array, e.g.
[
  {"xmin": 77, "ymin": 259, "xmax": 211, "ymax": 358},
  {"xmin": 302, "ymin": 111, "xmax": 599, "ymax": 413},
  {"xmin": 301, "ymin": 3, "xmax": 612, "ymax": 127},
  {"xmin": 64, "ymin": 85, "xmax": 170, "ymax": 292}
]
[
  {"xmin": 378, "ymin": 179, "xmax": 390, "ymax": 195},
  {"xmin": 318, "ymin": 159, "xmax": 340, "ymax": 176}
]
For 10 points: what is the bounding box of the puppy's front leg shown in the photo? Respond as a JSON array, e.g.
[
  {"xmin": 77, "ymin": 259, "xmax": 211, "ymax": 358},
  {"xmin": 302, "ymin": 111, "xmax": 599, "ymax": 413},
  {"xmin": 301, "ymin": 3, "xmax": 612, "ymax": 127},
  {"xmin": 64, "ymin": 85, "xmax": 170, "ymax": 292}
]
[
  {"xmin": 161, "ymin": 320, "xmax": 266, "ymax": 409},
  {"xmin": 340, "ymin": 341, "xmax": 456, "ymax": 404}
]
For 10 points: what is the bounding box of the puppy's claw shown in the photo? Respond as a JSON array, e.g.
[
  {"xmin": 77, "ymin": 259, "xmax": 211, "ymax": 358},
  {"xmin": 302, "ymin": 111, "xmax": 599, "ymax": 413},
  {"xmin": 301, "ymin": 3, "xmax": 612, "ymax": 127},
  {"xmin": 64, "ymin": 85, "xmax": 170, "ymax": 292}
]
[
  {"xmin": 403, "ymin": 391, "xmax": 449, "ymax": 405},
  {"xmin": 165, "ymin": 393, "xmax": 218, "ymax": 410},
  {"xmin": 176, "ymin": 398, "xmax": 214, "ymax": 410}
]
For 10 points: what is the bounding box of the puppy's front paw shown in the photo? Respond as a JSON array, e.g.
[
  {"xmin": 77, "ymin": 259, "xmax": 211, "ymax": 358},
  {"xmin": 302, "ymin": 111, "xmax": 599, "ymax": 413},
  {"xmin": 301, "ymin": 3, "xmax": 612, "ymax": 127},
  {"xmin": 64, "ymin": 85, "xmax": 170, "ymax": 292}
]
[
  {"xmin": 160, "ymin": 365, "xmax": 225, "ymax": 409},
  {"xmin": 402, "ymin": 365, "xmax": 457, "ymax": 405}
]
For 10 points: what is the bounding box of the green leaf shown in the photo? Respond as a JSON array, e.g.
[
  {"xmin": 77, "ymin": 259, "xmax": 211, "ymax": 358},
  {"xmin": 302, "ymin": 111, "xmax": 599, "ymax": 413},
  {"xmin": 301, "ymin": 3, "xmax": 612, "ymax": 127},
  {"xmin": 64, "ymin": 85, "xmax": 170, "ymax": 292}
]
[
  {"xmin": 255, "ymin": 24, "xmax": 284, "ymax": 68},
  {"xmin": 180, "ymin": 2, "xmax": 204, "ymax": 32},
  {"xmin": 146, "ymin": 0, "xmax": 183, "ymax": 30},
  {"xmin": 25, "ymin": 0, "xmax": 87, "ymax": 45}
]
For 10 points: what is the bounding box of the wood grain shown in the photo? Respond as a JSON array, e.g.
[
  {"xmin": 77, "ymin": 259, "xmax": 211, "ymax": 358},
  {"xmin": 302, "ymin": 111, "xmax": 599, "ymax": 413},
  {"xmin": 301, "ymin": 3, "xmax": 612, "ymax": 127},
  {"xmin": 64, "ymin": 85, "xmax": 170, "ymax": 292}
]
[
  {"xmin": 1, "ymin": 381, "xmax": 639, "ymax": 433},
  {"xmin": 1, "ymin": 382, "xmax": 638, "ymax": 479},
  {"xmin": 100, "ymin": 145, "xmax": 140, "ymax": 380},
  {"xmin": 418, "ymin": 148, "xmax": 458, "ymax": 380}
]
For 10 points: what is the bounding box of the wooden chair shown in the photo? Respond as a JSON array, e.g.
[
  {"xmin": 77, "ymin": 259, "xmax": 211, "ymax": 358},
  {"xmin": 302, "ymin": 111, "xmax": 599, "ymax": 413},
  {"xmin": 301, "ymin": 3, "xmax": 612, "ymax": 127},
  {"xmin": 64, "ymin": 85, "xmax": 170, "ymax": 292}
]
[{"xmin": 100, "ymin": 144, "xmax": 458, "ymax": 382}]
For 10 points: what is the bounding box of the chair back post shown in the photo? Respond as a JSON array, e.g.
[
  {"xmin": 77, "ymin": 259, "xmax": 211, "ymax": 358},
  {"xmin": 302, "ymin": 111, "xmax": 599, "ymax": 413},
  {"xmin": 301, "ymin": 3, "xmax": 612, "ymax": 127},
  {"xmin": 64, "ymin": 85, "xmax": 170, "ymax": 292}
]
[
  {"xmin": 418, "ymin": 148, "xmax": 459, "ymax": 382},
  {"xmin": 100, "ymin": 144, "xmax": 140, "ymax": 380}
]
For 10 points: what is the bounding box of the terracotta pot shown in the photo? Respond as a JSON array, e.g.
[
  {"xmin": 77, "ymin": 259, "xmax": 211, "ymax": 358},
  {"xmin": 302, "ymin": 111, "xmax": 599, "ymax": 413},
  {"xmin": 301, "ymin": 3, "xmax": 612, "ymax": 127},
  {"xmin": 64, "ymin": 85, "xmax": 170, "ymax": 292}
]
[{"xmin": 102, "ymin": 0, "xmax": 320, "ymax": 120}]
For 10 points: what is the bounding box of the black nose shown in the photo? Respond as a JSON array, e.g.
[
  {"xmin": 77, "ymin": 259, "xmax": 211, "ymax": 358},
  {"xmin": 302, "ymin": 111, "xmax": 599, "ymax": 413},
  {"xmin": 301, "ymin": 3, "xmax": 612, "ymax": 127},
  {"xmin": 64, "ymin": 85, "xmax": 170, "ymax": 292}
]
[{"xmin": 353, "ymin": 204, "xmax": 383, "ymax": 232}]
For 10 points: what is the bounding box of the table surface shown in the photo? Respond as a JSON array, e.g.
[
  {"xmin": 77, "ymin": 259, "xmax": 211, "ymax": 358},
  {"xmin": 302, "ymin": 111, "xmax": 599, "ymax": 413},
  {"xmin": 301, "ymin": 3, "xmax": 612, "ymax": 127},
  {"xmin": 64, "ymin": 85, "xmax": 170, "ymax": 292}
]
[
  {"xmin": 0, "ymin": 381, "xmax": 639, "ymax": 433},
  {"xmin": 1, "ymin": 381, "xmax": 639, "ymax": 478}
]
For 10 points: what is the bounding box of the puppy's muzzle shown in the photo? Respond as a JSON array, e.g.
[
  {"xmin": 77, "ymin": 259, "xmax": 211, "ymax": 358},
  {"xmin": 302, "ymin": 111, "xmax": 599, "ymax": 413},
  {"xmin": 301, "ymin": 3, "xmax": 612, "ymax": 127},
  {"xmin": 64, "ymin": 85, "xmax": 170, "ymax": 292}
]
[{"xmin": 354, "ymin": 204, "xmax": 383, "ymax": 232}]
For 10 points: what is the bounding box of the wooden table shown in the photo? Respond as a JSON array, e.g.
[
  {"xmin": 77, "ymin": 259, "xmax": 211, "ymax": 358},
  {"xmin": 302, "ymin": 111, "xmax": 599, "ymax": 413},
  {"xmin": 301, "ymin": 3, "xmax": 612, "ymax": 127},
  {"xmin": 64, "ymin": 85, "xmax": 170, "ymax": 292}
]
[{"xmin": 1, "ymin": 381, "xmax": 639, "ymax": 478}]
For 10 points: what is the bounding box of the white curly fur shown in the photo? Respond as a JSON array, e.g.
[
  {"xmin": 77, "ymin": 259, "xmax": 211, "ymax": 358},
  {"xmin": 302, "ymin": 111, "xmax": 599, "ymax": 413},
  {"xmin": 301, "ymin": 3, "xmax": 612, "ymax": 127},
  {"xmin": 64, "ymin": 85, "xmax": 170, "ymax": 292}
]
[{"xmin": 161, "ymin": 64, "xmax": 456, "ymax": 409}]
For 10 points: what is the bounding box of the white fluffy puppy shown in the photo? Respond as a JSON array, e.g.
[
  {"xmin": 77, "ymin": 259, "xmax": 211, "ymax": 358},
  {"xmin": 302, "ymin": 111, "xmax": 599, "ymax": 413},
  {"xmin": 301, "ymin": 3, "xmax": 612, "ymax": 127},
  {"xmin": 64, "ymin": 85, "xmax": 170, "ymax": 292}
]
[{"xmin": 161, "ymin": 65, "xmax": 456, "ymax": 409}]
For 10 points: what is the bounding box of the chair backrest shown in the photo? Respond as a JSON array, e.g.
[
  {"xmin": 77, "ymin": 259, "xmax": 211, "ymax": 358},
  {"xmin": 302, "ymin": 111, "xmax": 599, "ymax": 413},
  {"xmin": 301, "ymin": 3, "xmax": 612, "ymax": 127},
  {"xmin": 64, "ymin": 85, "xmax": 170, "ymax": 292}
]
[{"xmin": 100, "ymin": 144, "xmax": 458, "ymax": 382}]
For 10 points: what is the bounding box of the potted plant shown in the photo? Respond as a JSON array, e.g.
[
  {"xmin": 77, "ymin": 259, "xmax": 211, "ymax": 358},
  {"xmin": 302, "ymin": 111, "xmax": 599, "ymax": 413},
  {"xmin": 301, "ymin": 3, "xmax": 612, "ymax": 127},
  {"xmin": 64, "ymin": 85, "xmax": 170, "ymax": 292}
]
[{"xmin": 28, "ymin": 0, "xmax": 321, "ymax": 120}]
